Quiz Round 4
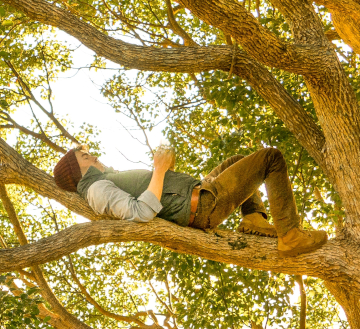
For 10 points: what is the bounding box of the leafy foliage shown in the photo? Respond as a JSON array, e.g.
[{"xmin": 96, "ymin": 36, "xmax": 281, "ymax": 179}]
[{"xmin": 0, "ymin": 274, "xmax": 50, "ymax": 329}]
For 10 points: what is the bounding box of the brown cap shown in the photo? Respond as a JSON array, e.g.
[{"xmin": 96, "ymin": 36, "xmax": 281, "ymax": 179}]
[{"xmin": 53, "ymin": 149, "xmax": 82, "ymax": 192}]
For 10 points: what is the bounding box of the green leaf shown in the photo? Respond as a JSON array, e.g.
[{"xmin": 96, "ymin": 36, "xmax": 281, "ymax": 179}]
[
  {"xmin": 1, "ymin": 20, "xmax": 13, "ymax": 26},
  {"xmin": 27, "ymin": 287, "xmax": 40, "ymax": 296},
  {"xmin": 43, "ymin": 315, "xmax": 51, "ymax": 323},
  {"xmin": 0, "ymin": 51, "xmax": 10, "ymax": 59}
]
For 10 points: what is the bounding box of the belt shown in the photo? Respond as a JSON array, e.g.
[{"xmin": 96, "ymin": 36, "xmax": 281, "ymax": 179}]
[{"xmin": 188, "ymin": 185, "xmax": 201, "ymax": 227}]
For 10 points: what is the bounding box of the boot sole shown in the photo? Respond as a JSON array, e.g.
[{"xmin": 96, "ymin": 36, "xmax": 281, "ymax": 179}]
[
  {"xmin": 238, "ymin": 223, "xmax": 278, "ymax": 238},
  {"xmin": 278, "ymin": 235, "xmax": 328, "ymax": 257}
]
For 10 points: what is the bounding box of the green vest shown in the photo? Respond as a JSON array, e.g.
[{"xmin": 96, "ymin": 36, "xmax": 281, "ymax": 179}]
[{"xmin": 77, "ymin": 166, "xmax": 201, "ymax": 226}]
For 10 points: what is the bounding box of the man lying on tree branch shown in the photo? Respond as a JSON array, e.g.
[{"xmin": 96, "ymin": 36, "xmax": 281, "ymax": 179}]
[{"xmin": 53, "ymin": 145, "xmax": 327, "ymax": 257}]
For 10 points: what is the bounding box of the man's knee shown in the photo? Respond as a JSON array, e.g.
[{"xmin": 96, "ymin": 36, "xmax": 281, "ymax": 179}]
[
  {"xmin": 258, "ymin": 147, "xmax": 283, "ymax": 158},
  {"xmin": 267, "ymin": 147, "xmax": 283, "ymax": 157}
]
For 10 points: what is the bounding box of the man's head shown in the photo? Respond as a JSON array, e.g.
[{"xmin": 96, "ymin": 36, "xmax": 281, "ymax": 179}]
[
  {"xmin": 74, "ymin": 146, "xmax": 105, "ymax": 176},
  {"xmin": 53, "ymin": 145, "xmax": 105, "ymax": 192}
]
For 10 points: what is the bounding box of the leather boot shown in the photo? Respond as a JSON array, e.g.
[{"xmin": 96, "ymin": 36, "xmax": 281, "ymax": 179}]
[
  {"xmin": 278, "ymin": 227, "xmax": 328, "ymax": 257},
  {"xmin": 238, "ymin": 213, "xmax": 278, "ymax": 238}
]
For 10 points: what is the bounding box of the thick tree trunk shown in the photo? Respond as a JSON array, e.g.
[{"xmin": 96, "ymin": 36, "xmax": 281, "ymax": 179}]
[
  {"xmin": 270, "ymin": 0, "xmax": 360, "ymax": 236},
  {"xmin": 314, "ymin": 0, "xmax": 360, "ymax": 55},
  {"xmin": 325, "ymin": 281, "xmax": 360, "ymax": 328},
  {"xmin": 331, "ymin": 13, "xmax": 360, "ymax": 55}
]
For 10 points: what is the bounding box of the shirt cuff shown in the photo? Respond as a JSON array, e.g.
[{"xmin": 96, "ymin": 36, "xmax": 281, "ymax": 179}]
[{"xmin": 138, "ymin": 190, "xmax": 163, "ymax": 213}]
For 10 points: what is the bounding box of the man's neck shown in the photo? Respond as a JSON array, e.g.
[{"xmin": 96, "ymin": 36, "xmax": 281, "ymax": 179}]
[{"xmin": 81, "ymin": 165, "xmax": 106, "ymax": 177}]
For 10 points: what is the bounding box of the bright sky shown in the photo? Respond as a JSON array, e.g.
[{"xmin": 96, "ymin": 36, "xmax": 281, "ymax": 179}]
[{"xmin": 9, "ymin": 31, "xmax": 167, "ymax": 172}]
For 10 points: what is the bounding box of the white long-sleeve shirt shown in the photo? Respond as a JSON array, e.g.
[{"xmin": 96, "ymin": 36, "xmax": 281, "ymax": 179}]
[{"xmin": 86, "ymin": 180, "xmax": 163, "ymax": 222}]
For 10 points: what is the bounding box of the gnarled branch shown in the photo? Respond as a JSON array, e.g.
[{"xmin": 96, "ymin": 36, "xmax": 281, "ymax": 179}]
[
  {"xmin": 0, "ymin": 218, "xmax": 358, "ymax": 292},
  {"xmin": 3, "ymin": 0, "xmax": 329, "ymax": 75}
]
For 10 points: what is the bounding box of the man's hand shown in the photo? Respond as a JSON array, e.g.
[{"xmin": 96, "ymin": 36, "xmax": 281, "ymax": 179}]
[
  {"xmin": 147, "ymin": 147, "xmax": 175, "ymax": 201},
  {"xmin": 153, "ymin": 147, "xmax": 175, "ymax": 173}
]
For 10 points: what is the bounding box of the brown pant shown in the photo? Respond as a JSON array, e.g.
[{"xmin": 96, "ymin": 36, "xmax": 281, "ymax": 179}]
[{"xmin": 191, "ymin": 148, "xmax": 300, "ymax": 237}]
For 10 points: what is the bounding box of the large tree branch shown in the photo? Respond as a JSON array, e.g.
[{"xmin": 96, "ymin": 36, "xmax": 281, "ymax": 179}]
[
  {"xmin": 325, "ymin": 281, "xmax": 360, "ymax": 328},
  {"xmin": 3, "ymin": 0, "xmax": 328, "ymax": 75},
  {"xmin": 1, "ymin": 0, "xmax": 236, "ymax": 72},
  {"xmin": 269, "ymin": 0, "xmax": 327, "ymax": 45},
  {"xmin": 0, "ymin": 218, "xmax": 359, "ymax": 292},
  {"xmin": 165, "ymin": 0, "xmax": 198, "ymax": 47},
  {"xmin": 176, "ymin": 0, "xmax": 332, "ymax": 74}
]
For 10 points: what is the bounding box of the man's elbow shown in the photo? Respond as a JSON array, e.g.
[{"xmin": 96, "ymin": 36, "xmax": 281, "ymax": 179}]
[{"xmin": 133, "ymin": 209, "xmax": 157, "ymax": 223}]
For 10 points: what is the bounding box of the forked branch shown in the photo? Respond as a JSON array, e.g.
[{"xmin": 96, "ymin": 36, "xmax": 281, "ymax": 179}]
[{"xmin": 165, "ymin": 0, "xmax": 198, "ymax": 47}]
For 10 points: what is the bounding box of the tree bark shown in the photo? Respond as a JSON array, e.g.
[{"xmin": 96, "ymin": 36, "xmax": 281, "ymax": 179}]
[
  {"xmin": 0, "ymin": 218, "xmax": 360, "ymax": 291},
  {"xmin": 325, "ymin": 281, "xmax": 360, "ymax": 328},
  {"xmin": 314, "ymin": 0, "xmax": 360, "ymax": 54}
]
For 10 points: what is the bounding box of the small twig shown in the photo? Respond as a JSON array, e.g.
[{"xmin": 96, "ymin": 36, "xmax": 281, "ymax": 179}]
[
  {"xmin": 116, "ymin": 148, "xmax": 151, "ymax": 167},
  {"xmin": 40, "ymin": 46, "xmax": 55, "ymax": 114},
  {"xmin": 27, "ymin": 98, "xmax": 46, "ymax": 135},
  {"xmin": 0, "ymin": 234, "xmax": 7, "ymax": 248},
  {"xmin": 227, "ymin": 42, "xmax": 237, "ymax": 79},
  {"xmin": 255, "ymin": 0, "xmax": 260, "ymax": 20},
  {"xmin": 129, "ymin": 259, "xmax": 176, "ymax": 317},
  {"xmin": 225, "ymin": 34, "xmax": 233, "ymax": 45},
  {"xmin": 145, "ymin": 0, "xmax": 169, "ymax": 39},
  {"xmin": 117, "ymin": 120, "xmax": 147, "ymax": 147},
  {"xmin": 4, "ymin": 59, "xmax": 79, "ymax": 145},
  {"xmin": 325, "ymin": 29, "xmax": 340, "ymax": 42},
  {"xmin": 47, "ymin": 199, "xmax": 61, "ymax": 232},
  {"xmin": 101, "ymin": 0, "xmax": 147, "ymax": 46},
  {"xmin": 0, "ymin": 110, "xmax": 66, "ymax": 153},
  {"xmin": 295, "ymin": 275, "xmax": 307, "ymax": 329},
  {"xmin": 0, "ymin": 18, "xmax": 29, "ymax": 46},
  {"xmin": 125, "ymin": 103, "xmax": 154, "ymax": 155},
  {"xmin": 164, "ymin": 273, "xmax": 178, "ymax": 329},
  {"xmin": 165, "ymin": 0, "xmax": 198, "ymax": 47},
  {"xmin": 291, "ymin": 147, "xmax": 304, "ymax": 184}
]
